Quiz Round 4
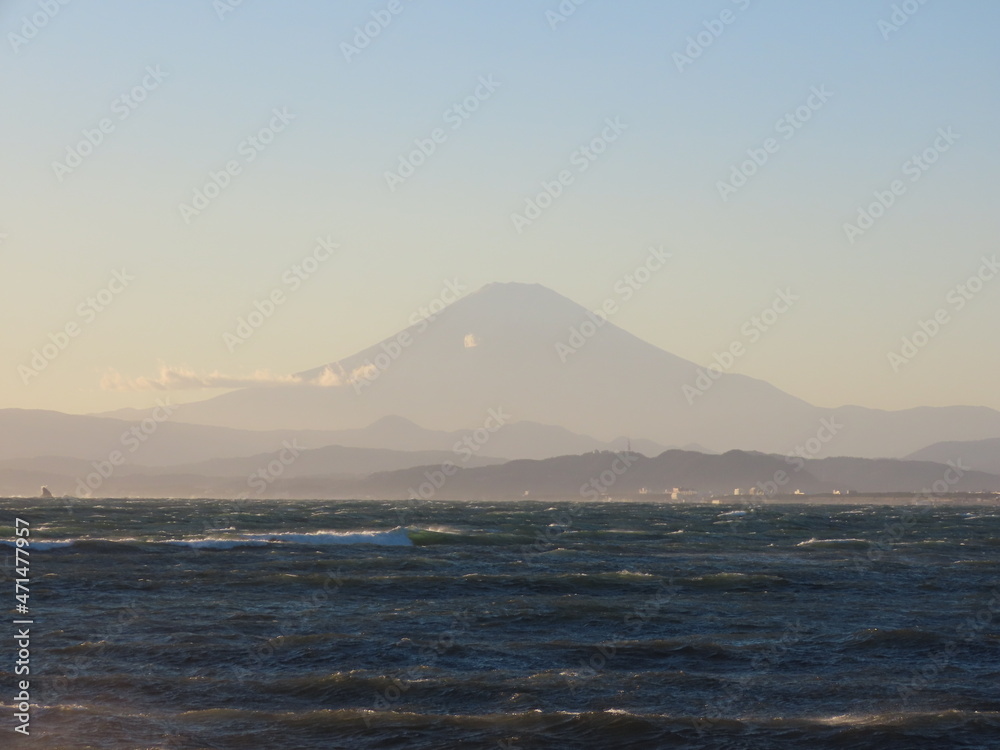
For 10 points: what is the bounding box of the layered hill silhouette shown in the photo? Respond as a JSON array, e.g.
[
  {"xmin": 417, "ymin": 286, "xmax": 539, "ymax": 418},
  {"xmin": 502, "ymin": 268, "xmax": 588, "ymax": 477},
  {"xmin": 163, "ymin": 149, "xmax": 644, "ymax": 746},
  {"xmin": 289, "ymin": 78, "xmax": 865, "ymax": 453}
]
[
  {"xmin": 906, "ymin": 437, "xmax": 1000, "ymax": 475},
  {"xmin": 116, "ymin": 282, "xmax": 1000, "ymax": 458},
  {"xmin": 6, "ymin": 440, "xmax": 998, "ymax": 499},
  {"xmin": 341, "ymin": 450, "xmax": 1000, "ymax": 500},
  {"xmin": 13, "ymin": 446, "xmax": 997, "ymax": 500},
  {"xmin": 5, "ymin": 404, "xmax": 996, "ymax": 499},
  {"xmin": 0, "ymin": 444, "xmax": 505, "ymax": 499},
  {"xmin": 0, "ymin": 409, "xmax": 668, "ymax": 465}
]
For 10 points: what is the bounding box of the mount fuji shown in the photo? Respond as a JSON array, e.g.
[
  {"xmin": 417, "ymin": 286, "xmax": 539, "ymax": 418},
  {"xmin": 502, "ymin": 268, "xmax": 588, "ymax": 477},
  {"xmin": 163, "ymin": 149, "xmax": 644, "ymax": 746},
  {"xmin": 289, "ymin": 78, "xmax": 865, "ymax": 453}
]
[{"xmin": 141, "ymin": 282, "xmax": 1000, "ymax": 459}]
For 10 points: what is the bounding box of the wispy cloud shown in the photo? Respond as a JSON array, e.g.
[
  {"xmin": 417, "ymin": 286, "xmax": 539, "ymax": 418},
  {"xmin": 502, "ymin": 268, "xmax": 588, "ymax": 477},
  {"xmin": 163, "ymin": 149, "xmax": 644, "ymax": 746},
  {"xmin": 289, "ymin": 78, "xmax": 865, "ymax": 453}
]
[{"xmin": 100, "ymin": 364, "xmax": 365, "ymax": 391}]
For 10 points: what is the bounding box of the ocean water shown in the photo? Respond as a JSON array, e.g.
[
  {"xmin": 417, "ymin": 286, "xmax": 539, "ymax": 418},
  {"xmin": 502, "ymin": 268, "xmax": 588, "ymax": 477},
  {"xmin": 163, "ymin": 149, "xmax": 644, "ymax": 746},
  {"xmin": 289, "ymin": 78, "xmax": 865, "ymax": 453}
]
[{"xmin": 1, "ymin": 498, "xmax": 999, "ymax": 749}]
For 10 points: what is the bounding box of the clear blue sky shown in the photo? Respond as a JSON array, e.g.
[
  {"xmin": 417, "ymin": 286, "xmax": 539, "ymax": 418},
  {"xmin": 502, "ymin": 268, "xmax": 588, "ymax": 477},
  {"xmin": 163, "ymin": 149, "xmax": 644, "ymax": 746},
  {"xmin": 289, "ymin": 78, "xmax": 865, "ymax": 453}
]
[{"xmin": 3, "ymin": 0, "xmax": 999, "ymax": 413}]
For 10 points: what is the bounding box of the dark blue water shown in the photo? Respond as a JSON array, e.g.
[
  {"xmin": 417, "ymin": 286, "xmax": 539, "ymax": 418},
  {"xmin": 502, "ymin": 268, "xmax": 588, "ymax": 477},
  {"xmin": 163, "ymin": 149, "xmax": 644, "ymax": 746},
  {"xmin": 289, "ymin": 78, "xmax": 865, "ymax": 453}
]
[{"xmin": 2, "ymin": 498, "xmax": 999, "ymax": 748}]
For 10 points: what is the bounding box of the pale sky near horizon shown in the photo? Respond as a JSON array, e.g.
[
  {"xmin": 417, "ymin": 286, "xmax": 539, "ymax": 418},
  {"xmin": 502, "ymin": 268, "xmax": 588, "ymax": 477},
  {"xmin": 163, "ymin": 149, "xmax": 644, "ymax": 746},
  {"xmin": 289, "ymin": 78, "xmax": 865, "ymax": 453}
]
[{"xmin": 2, "ymin": 0, "xmax": 999, "ymax": 416}]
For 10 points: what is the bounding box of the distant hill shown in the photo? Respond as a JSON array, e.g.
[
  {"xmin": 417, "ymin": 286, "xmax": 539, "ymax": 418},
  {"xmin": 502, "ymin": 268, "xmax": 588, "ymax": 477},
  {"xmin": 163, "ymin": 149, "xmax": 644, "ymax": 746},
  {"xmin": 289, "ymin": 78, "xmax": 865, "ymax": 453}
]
[
  {"xmin": 806, "ymin": 455, "xmax": 1000, "ymax": 493},
  {"xmin": 347, "ymin": 449, "xmax": 1000, "ymax": 500},
  {"xmin": 6, "ymin": 445, "xmax": 996, "ymax": 500},
  {"xmin": 3, "ymin": 408, "xmax": 669, "ymax": 468},
  {"xmin": 151, "ymin": 444, "xmax": 505, "ymax": 479},
  {"xmin": 313, "ymin": 415, "xmax": 672, "ymax": 459},
  {"xmin": 906, "ymin": 437, "xmax": 1000, "ymax": 475},
  {"xmin": 0, "ymin": 444, "xmax": 505, "ymax": 498},
  {"xmin": 0, "ymin": 409, "xmax": 350, "ymax": 466}
]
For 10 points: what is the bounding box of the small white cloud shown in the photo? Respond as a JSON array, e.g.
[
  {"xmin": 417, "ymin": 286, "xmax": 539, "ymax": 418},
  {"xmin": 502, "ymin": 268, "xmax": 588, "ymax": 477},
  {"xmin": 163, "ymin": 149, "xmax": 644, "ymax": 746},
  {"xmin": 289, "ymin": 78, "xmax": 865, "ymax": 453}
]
[{"xmin": 100, "ymin": 364, "xmax": 356, "ymax": 391}]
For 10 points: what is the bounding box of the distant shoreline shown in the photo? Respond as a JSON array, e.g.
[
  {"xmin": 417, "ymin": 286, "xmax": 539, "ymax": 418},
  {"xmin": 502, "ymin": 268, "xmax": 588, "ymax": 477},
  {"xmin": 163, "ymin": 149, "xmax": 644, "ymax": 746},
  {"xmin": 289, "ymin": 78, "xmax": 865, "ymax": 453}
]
[{"xmin": 4, "ymin": 493, "xmax": 999, "ymax": 506}]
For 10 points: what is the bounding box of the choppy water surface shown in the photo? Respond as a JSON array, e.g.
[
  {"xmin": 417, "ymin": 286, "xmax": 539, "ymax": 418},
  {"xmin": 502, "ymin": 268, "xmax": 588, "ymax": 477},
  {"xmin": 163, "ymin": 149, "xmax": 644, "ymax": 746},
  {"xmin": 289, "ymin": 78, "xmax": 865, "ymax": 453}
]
[{"xmin": 1, "ymin": 498, "xmax": 998, "ymax": 749}]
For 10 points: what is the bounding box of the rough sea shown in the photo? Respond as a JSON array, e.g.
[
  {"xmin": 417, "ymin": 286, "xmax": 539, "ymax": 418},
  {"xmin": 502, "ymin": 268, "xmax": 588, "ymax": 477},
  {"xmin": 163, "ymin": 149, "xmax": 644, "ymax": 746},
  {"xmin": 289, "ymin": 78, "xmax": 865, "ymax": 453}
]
[{"xmin": 1, "ymin": 498, "xmax": 998, "ymax": 749}]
